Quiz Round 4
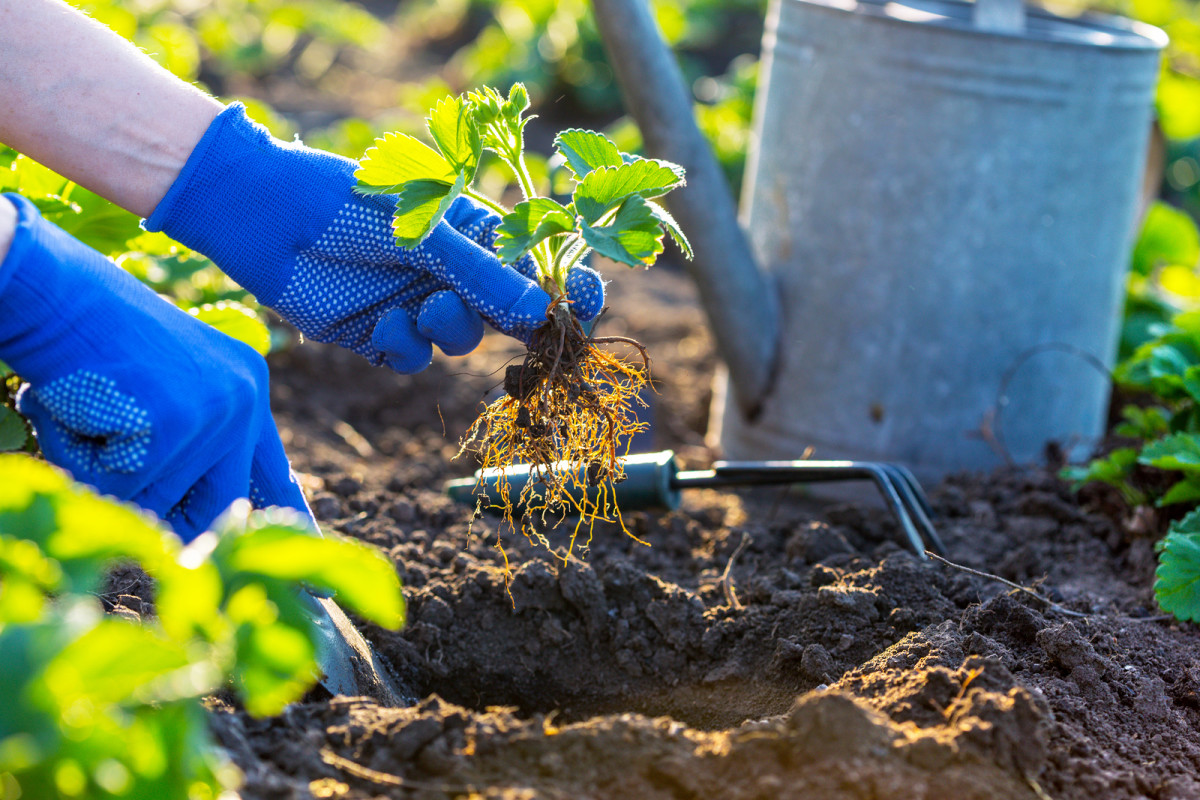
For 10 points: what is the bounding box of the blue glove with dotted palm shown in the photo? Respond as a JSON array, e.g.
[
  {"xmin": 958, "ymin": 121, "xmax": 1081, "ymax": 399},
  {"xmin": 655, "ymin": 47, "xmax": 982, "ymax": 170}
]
[
  {"xmin": 144, "ymin": 103, "xmax": 604, "ymax": 374},
  {"xmin": 0, "ymin": 193, "xmax": 308, "ymax": 542}
]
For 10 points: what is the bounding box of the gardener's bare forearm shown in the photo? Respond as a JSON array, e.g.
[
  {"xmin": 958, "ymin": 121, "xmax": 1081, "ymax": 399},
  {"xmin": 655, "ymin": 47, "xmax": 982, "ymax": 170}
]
[{"xmin": 0, "ymin": 0, "xmax": 222, "ymax": 218}]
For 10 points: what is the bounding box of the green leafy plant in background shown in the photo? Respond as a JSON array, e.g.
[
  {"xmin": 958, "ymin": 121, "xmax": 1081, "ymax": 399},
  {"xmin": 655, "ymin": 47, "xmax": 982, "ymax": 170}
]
[
  {"xmin": 1065, "ymin": 199, "xmax": 1200, "ymax": 619},
  {"xmin": 1155, "ymin": 506, "xmax": 1200, "ymax": 620},
  {"xmin": 0, "ymin": 453, "xmax": 404, "ymax": 798}
]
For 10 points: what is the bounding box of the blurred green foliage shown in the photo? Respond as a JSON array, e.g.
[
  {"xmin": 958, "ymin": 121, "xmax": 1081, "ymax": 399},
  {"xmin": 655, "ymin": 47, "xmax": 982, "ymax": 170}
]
[
  {"xmin": 401, "ymin": 0, "xmax": 765, "ymax": 192},
  {"xmin": 68, "ymin": 0, "xmax": 383, "ymax": 86},
  {"xmin": 1062, "ymin": 301, "xmax": 1200, "ymax": 618},
  {"xmin": 0, "ymin": 454, "xmax": 404, "ymax": 798}
]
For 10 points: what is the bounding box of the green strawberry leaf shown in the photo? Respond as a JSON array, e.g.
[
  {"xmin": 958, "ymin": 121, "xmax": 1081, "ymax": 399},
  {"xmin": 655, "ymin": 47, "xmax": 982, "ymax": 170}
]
[
  {"xmin": 1062, "ymin": 446, "xmax": 1139, "ymax": 490},
  {"xmin": 554, "ymin": 129, "xmax": 624, "ymax": 179},
  {"xmin": 391, "ymin": 172, "xmax": 467, "ymax": 248},
  {"xmin": 646, "ymin": 200, "xmax": 692, "ymax": 259},
  {"xmin": 1114, "ymin": 405, "xmax": 1170, "ymax": 440},
  {"xmin": 355, "ymin": 132, "xmax": 456, "ymax": 195},
  {"xmin": 0, "ymin": 407, "xmax": 29, "ymax": 452},
  {"xmin": 580, "ymin": 195, "xmax": 665, "ymax": 268},
  {"xmin": 1155, "ymin": 509, "xmax": 1200, "ymax": 621},
  {"xmin": 1161, "ymin": 477, "xmax": 1200, "ymax": 506},
  {"xmin": 1140, "ymin": 432, "xmax": 1200, "ymax": 476},
  {"xmin": 573, "ymin": 160, "xmax": 686, "ymax": 224},
  {"xmin": 426, "ymin": 95, "xmax": 481, "ymax": 180},
  {"xmin": 495, "ymin": 198, "xmax": 577, "ymax": 263}
]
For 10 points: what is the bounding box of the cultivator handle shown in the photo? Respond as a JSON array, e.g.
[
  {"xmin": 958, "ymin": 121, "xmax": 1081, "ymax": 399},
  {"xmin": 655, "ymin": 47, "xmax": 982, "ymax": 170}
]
[
  {"xmin": 444, "ymin": 450, "xmax": 683, "ymax": 514},
  {"xmin": 444, "ymin": 450, "xmax": 944, "ymax": 558}
]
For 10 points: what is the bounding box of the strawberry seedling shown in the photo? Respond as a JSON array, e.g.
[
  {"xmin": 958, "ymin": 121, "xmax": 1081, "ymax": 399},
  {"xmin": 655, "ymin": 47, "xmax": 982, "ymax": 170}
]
[{"xmin": 355, "ymin": 84, "xmax": 690, "ymax": 560}]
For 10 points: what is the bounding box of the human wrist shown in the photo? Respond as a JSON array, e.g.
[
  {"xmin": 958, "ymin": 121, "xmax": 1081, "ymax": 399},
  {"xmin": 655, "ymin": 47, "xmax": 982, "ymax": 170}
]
[{"xmin": 0, "ymin": 1, "xmax": 223, "ymax": 218}]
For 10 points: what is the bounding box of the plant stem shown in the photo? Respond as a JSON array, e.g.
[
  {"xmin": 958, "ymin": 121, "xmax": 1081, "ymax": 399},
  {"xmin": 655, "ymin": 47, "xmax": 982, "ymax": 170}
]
[
  {"xmin": 463, "ymin": 188, "xmax": 507, "ymax": 217},
  {"xmin": 490, "ymin": 129, "xmax": 557, "ymax": 283},
  {"xmin": 557, "ymin": 237, "xmax": 590, "ymax": 285},
  {"xmin": 511, "ymin": 154, "xmax": 538, "ymax": 204}
]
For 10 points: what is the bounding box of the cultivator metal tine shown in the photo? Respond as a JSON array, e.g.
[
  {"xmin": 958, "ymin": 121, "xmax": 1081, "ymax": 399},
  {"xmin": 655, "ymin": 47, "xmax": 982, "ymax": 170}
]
[
  {"xmin": 879, "ymin": 463, "xmax": 946, "ymax": 555},
  {"xmin": 686, "ymin": 459, "xmax": 943, "ymax": 559},
  {"xmin": 445, "ymin": 450, "xmax": 946, "ymax": 559},
  {"xmin": 865, "ymin": 463, "xmax": 930, "ymax": 558}
]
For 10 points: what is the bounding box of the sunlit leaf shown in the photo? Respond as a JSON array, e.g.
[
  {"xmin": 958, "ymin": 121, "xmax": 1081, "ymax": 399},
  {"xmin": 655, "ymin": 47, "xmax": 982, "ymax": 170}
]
[
  {"xmin": 0, "ymin": 456, "xmax": 173, "ymax": 594},
  {"xmin": 646, "ymin": 200, "xmax": 692, "ymax": 259},
  {"xmin": 573, "ymin": 160, "xmax": 685, "ymax": 223},
  {"xmin": 1132, "ymin": 201, "xmax": 1200, "ymax": 277},
  {"xmin": 495, "ymin": 198, "xmax": 577, "ymax": 263},
  {"xmin": 355, "ymin": 131, "xmax": 456, "ymax": 195},
  {"xmin": 223, "ymin": 581, "xmax": 318, "ymax": 717},
  {"xmin": 1158, "ymin": 70, "xmax": 1200, "ymax": 141},
  {"xmin": 427, "ymin": 95, "xmax": 481, "ymax": 179},
  {"xmin": 391, "ymin": 172, "xmax": 467, "ymax": 248},
  {"xmin": 580, "ymin": 195, "xmax": 666, "ymax": 268},
  {"xmin": 554, "ymin": 129, "xmax": 623, "ymax": 178},
  {"xmin": 154, "ymin": 549, "xmax": 224, "ymax": 645},
  {"xmin": 42, "ymin": 620, "xmax": 196, "ymax": 708}
]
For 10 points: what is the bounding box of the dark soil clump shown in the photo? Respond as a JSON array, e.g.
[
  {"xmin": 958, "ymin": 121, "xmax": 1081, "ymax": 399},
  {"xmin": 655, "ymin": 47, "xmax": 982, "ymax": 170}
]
[{"xmin": 216, "ymin": 265, "xmax": 1200, "ymax": 799}]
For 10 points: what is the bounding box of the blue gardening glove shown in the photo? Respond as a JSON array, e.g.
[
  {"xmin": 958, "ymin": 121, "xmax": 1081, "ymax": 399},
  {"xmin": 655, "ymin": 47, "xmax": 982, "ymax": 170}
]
[
  {"xmin": 0, "ymin": 194, "xmax": 308, "ymax": 542},
  {"xmin": 144, "ymin": 103, "xmax": 605, "ymax": 374}
]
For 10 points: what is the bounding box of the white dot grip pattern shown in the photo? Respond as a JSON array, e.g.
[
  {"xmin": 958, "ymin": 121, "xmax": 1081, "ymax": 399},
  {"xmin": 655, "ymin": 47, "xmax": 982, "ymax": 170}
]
[
  {"xmin": 26, "ymin": 370, "xmax": 150, "ymax": 473},
  {"xmin": 271, "ymin": 195, "xmax": 607, "ymax": 366}
]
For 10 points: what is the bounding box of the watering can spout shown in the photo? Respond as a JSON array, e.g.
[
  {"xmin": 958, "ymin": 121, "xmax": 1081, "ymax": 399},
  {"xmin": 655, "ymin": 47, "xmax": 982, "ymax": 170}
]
[{"xmin": 591, "ymin": 0, "xmax": 781, "ymax": 419}]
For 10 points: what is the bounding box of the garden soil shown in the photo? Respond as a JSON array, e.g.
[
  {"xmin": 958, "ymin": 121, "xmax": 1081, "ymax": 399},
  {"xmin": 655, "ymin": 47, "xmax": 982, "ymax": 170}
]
[{"xmin": 192, "ymin": 265, "xmax": 1200, "ymax": 800}]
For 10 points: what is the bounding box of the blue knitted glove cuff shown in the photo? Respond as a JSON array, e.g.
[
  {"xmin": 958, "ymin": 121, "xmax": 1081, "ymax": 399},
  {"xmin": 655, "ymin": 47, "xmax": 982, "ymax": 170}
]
[{"xmin": 144, "ymin": 103, "xmax": 354, "ymax": 305}]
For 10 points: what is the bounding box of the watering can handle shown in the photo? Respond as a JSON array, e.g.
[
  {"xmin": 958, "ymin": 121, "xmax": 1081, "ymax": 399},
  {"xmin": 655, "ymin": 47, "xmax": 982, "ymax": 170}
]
[
  {"xmin": 973, "ymin": 0, "xmax": 1025, "ymax": 33},
  {"xmin": 590, "ymin": 0, "xmax": 780, "ymax": 419}
]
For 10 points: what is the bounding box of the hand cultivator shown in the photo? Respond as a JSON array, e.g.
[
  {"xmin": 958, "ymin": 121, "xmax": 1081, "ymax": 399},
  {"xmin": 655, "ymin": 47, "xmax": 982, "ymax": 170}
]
[{"xmin": 446, "ymin": 450, "xmax": 945, "ymax": 559}]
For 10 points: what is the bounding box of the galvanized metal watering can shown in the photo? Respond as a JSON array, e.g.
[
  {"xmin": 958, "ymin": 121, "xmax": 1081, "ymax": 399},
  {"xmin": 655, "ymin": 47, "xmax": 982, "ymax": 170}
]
[{"xmin": 593, "ymin": 0, "xmax": 1166, "ymax": 481}]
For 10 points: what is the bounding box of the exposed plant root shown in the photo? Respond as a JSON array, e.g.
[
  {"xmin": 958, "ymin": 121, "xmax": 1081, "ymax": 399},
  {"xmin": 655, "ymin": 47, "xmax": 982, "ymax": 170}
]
[{"xmin": 458, "ymin": 297, "xmax": 651, "ymax": 570}]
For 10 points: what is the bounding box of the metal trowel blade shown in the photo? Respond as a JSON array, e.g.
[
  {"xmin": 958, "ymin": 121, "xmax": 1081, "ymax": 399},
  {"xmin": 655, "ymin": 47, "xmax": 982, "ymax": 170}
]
[{"xmin": 299, "ymin": 589, "xmax": 416, "ymax": 707}]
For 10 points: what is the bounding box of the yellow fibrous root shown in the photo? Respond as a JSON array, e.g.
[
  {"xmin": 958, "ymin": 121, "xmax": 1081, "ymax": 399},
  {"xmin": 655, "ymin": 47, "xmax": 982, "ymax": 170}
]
[{"xmin": 458, "ymin": 301, "xmax": 651, "ymax": 567}]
